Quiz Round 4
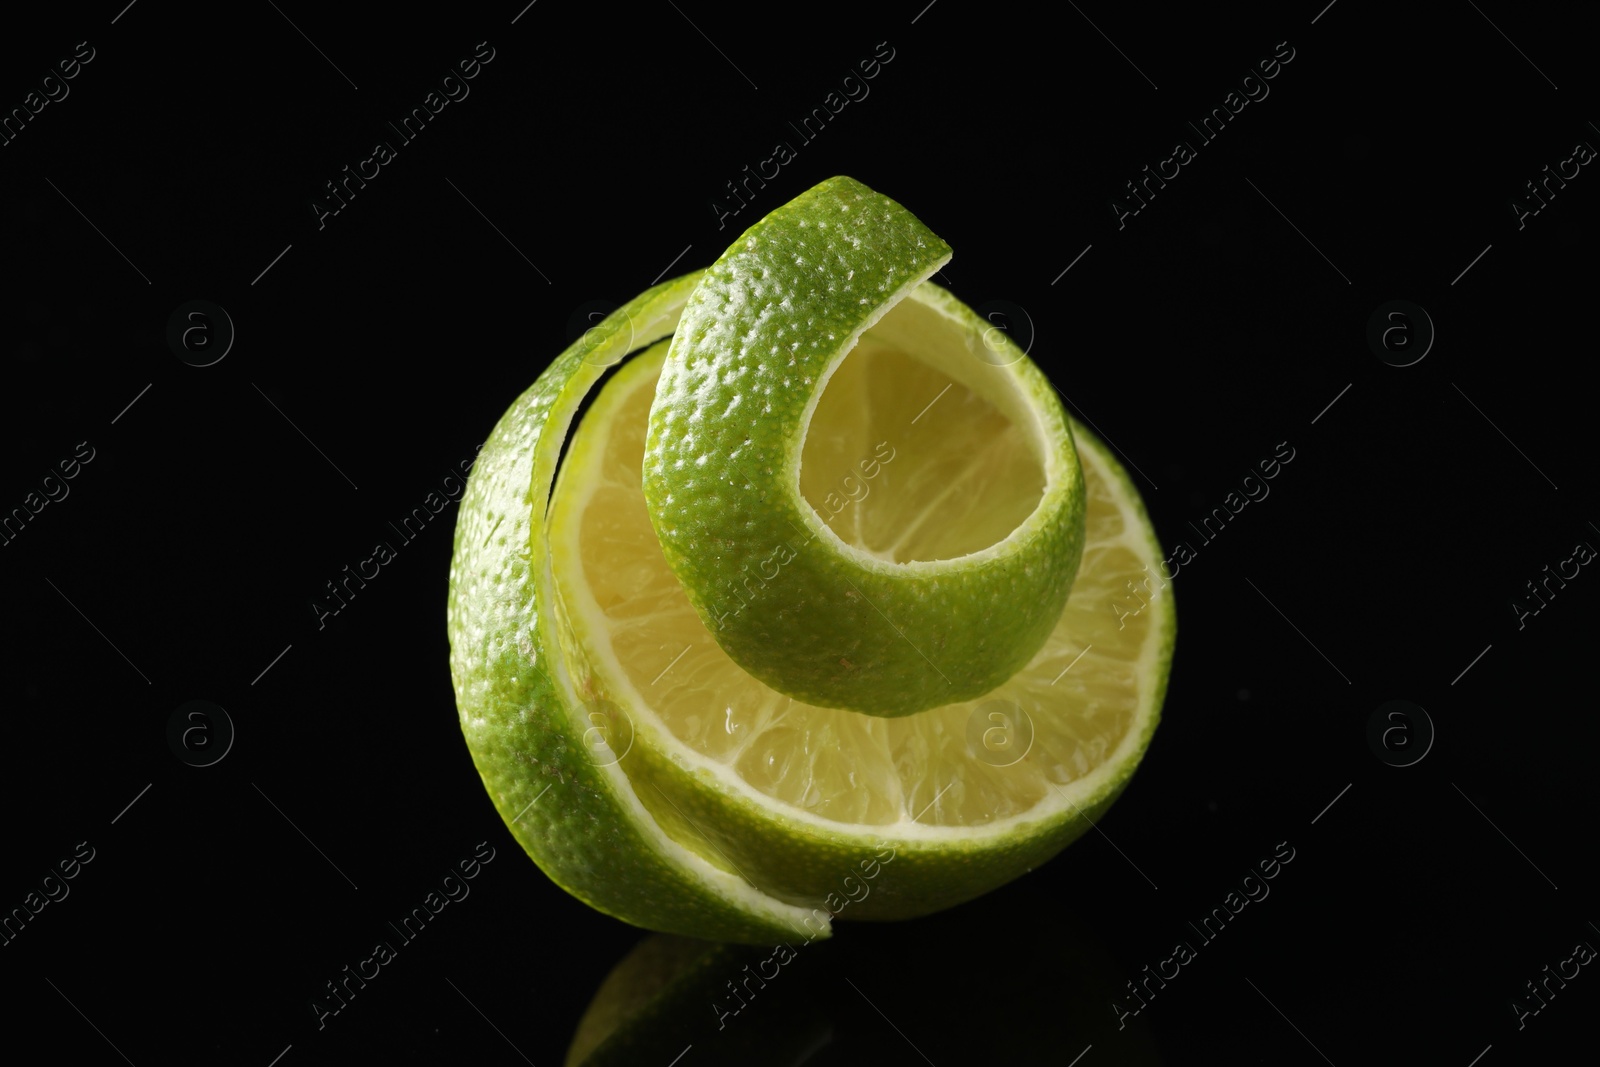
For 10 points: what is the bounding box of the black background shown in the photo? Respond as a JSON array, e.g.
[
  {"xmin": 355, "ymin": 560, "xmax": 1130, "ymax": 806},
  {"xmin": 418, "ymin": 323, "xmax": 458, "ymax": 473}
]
[{"xmin": 2, "ymin": 2, "xmax": 1596, "ymax": 1064}]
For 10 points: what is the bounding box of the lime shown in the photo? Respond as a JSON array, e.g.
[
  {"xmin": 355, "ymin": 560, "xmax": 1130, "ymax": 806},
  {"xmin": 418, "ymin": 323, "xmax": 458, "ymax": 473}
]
[
  {"xmin": 449, "ymin": 177, "xmax": 1174, "ymax": 944},
  {"xmin": 643, "ymin": 176, "xmax": 1085, "ymax": 716}
]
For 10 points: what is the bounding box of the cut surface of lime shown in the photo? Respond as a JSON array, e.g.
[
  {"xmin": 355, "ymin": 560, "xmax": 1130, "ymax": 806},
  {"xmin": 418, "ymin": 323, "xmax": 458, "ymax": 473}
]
[{"xmin": 549, "ymin": 301, "xmax": 1173, "ymax": 918}]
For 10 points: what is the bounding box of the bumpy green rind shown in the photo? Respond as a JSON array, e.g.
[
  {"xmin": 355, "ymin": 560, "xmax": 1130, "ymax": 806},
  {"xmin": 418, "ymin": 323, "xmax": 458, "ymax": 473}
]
[
  {"xmin": 447, "ymin": 272, "xmax": 818, "ymax": 945},
  {"xmin": 642, "ymin": 176, "xmax": 1084, "ymax": 716}
]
